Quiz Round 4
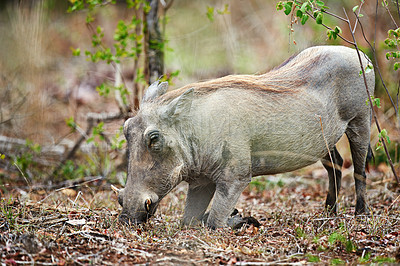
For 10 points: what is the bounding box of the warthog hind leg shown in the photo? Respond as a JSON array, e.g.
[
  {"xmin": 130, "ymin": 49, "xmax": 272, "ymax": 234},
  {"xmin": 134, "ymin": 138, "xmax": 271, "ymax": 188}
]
[
  {"xmin": 322, "ymin": 146, "xmax": 343, "ymax": 214},
  {"xmin": 346, "ymin": 119, "xmax": 370, "ymax": 215}
]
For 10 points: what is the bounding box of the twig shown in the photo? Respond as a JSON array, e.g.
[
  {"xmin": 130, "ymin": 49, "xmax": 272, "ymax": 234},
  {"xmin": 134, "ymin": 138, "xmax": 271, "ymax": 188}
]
[
  {"xmin": 347, "ymin": 9, "xmax": 400, "ymax": 184},
  {"xmin": 236, "ymin": 259, "xmax": 292, "ymax": 265},
  {"xmin": 382, "ymin": 0, "xmax": 399, "ymax": 28},
  {"xmin": 36, "ymin": 176, "xmax": 104, "ymax": 204},
  {"xmin": 48, "ymin": 111, "xmax": 123, "ymax": 179},
  {"xmin": 388, "ymin": 194, "xmax": 400, "ymax": 211},
  {"xmin": 315, "ymin": 115, "xmax": 339, "ymax": 211},
  {"xmin": 396, "ymin": 0, "xmax": 400, "ymax": 21},
  {"xmin": 352, "ymin": 1, "xmax": 364, "ymax": 34},
  {"xmin": 357, "ymin": 6, "xmax": 398, "ymax": 116},
  {"xmin": 304, "ymin": 10, "xmax": 354, "ymax": 45},
  {"xmin": 321, "ymin": 9, "xmax": 347, "ymax": 23},
  {"xmin": 397, "ymin": 80, "xmax": 399, "ymax": 113},
  {"xmin": 85, "ymin": 21, "xmax": 131, "ymax": 113},
  {"xmin": 13, "ymin": 162, "xmax": 32, "ymax": 190}
]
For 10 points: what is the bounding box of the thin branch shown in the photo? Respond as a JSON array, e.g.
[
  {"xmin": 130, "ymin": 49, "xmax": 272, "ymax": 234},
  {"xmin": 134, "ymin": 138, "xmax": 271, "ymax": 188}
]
[
  {"xmin": 397, "ymin": 0, "xmax": 400, "ymax": 21},
  {"xmin": 304, "ymin": 10, "xmax": 355, "ymax": 45},
  {"xmin": 397, "ymin": 80, "xmax": 400, "ymax": 113},
  {"xmin": 352, "ymin": 1, "xmax": 364, "ymax": 34},
  {"xmin": 345, "ymin": 9, "xmax": 399, "ymax": 184},
  {"xmin": 374, "ymin": 0, "xmax": 378, "ymax": 49},
  {"xmin": 36, "ymin": 176, "xmax": 104, "ymax": 204},
  {"xmin": 357, "ymin": 10, "xmax": 398, "ymax": 116},
  {"xmin": 383, "ymin": 0, "xmax": 399, "ymax": 28},
  {"xmin": 161, "ymin": 0, "xmax": 174, "ymax": 11},
  {"xmin": 316, "ymin": 115, "xmax": 338, "ymax": 210},
  {"xmin": 321, "ymin": 9, "xmax": 347, "ymax": 23},
  {"xmin": 85, "ymin": 22, "xmax": 130, "ymax": 114},
  {"xmin": 48, "ymin": 112, "xmax": 123, "ymax": 179}
]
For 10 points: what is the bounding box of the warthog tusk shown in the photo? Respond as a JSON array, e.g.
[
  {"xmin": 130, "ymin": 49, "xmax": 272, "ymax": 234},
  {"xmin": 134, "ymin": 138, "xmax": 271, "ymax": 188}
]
[{"xmin": 111, "ymin": 185, "xmax": 120, "ymax": 194}]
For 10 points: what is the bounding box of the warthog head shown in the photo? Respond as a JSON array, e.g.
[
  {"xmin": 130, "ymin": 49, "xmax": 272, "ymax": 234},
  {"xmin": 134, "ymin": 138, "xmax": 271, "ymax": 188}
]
[{"xmin": 117, "ymin": 81, "xmax": 193, "ymax": 225}]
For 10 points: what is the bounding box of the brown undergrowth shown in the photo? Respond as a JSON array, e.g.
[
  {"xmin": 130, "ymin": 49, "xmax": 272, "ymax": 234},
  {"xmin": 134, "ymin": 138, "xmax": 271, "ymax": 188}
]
[{"xmin": 1, "ymin": 167, "xmax": 399, "ymax": 265}]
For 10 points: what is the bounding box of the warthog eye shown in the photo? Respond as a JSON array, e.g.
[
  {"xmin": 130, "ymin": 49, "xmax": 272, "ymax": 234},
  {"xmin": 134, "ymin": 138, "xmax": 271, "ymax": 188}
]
[{"xmin": 146, "ymin": 130, "xmax": 163, "ymax": 152}]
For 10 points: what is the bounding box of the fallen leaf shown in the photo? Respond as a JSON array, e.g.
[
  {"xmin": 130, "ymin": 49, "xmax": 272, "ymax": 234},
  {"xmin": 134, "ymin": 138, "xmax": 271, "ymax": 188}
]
[
  {"xmin": 61, "ymin": 188, "xmax": 77, "ymax": 197},
  {"xmin": 66, "ymin": 219, "xmax": 86, "ymax": 226}
]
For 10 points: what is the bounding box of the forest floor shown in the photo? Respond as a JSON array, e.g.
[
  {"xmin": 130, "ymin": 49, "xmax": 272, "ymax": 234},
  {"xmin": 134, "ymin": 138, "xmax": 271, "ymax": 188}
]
[{"xmin": 1, "ymin": 163, "xmax": 399, "ymax": 265}]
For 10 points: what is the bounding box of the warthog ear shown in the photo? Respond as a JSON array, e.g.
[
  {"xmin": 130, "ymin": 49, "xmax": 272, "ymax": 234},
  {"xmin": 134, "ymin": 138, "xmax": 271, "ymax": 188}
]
[
  {"xmin": 142, "ymin": 81, "xmax": 168, "ymax": 102},
  {"xmin": 163, "ymin": 88, "xmax": 194, "ymax": 120}
]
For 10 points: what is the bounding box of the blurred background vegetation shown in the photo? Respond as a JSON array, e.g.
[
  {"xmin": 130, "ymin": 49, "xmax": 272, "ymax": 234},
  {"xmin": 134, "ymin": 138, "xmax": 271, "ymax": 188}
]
[{"xmin": 0, "ymin": 0, "xmax": 398, "ymax": 187}]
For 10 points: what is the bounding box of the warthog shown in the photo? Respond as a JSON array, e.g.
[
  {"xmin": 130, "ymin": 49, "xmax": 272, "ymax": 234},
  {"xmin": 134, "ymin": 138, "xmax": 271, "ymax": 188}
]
[{"xmin": 117, "ymin": 45, "xmax": 375, "ymax": 229}]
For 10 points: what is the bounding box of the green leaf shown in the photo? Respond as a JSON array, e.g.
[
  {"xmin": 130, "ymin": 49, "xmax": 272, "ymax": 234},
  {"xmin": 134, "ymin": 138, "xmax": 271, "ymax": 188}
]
[
  {"xmin": 206, "ymin": 6, "xmax": 214, "ymax": 22},
  {"xmin": 71, "ymin": 47, "xmax": 80, "ymax": 56},
  {"xmin": 300, "ymin": 2, "xmax": 308, "ymax": 12},
  {"xmin": 316, "ymin": 1, "xmax": 325, "ymax": 7},
  {"xmin": 66, "ymin": 117, "xmax": 77, "ymax": 131},
  {"xmin": 86, "ymin": 13, "xmax": 94, "ymax": 23},
  {"xmin": 373, "ymin": 97, "xmax": 381, "ymax": 108},
  {"xmin": 307, "ymin": 254, "xmax": 320, "ymax": 262},
  {"xmin": 96, "ymin": 83, "xmax": 111, "ymax": 97},
  {"xmin": 328, "ymin": 232, "xmax": 346, "ymax": 245},
  {"xmin": 334, "ymin": 26, "xmax": 342, "ymax": 34},
  {"xmin": 378, "ymin": 129, "xmax": 391, "ymax": 144},
  {"xmin": 316, "ymin": 12, "xmax": 323, "ymax": 24},
  {"xmin": 372, "ymin": 256, "xmax": 396, "ymax": 263},
  {"xmin": 327, "ymin": 29, "xmax": 337, "ymax": 40},
  {"xmin": 284, "ymin": 2, "xmax": 293, "ymax": 15},
  {"xmin": 296, "ymin": 9, "xmax": 303, "ymax": 18},
  {"xmin": 217, "ymin": 4, "xmax": 230, "ymax": 15},
  {"xmin": 384, "ymin": 38, "xmax": 396, "ymax": 49},
  {"xmin": 365, "ymin": 64, "xmax": 373, "ymax": 74},
  {"xmin": 301, "ymin": 14, "xmax": 309, "ymax": 25},
  {"xmin": 345, "ymin": 240, "xmax": 357, "ymax": 253},
  {"xmin": 380, "ymin": 129, "xmax": 388, "ymax": 138},
  {"xmin": 0, "ymin": 154, "xmax": 5, "ymax": 160},
  {"xmin": 367, "ymin": 96, "xmax": 381, "ymax": 108},
  {"xmin": 331, "ymin": 258, "xmax": 345, "ymax": 265},
  {"xmin": 358, "ymin": 252, "xmax": 371, "ymax": 263},
  {"xmin": 276, "ymin": 1, "xmax": 284, "ymax": 11},
  {"xmin": 352, "ymin": 5, "xmax": 359, "ymax": 12},
  {"xmin": 394, "ymin": 62, "xmax": 399, "ymax": 71}
]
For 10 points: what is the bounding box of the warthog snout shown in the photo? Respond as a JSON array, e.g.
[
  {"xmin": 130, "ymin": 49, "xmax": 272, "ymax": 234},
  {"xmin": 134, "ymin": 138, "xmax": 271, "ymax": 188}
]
[
  {"xmin": 113, "ymin": 184, "xmax": 160, "ymax": 226},
  {"xmin": 118, "ymin": 201, "xmax": 158, "ymax": 225}
]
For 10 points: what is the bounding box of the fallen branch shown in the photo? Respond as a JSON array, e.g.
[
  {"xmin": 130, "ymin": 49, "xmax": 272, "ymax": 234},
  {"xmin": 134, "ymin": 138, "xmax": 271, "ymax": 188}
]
[
  {"xmin": 36, "ymin": 176, "xmax": 104, "ymax": 204},
  {"xmin": 0, "ymin": 135, "xmax": 65, "ymax": 161},
  {"xmin": 48, "ymin": 111, "xmax": 125, "ymax": 179}
]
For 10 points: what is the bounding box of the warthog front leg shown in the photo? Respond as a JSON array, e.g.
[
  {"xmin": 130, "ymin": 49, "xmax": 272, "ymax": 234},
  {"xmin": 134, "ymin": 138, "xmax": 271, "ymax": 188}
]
[
  {"xmin": 322, "ymin": 146, "xmax": 343, "ymax": 214},
  {"xmin": 206, "ymin": 177, "xmax": 250, "ymax": 229},
  {"xmin": 183, "ymin": 182, "xmax": 216, "ymax": 226}
]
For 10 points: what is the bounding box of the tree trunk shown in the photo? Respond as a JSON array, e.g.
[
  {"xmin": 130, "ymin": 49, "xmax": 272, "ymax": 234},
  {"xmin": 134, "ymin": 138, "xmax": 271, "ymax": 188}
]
[{"xmin": 145, "ymin": 0, "xmax": 164, "ymax": 84}]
